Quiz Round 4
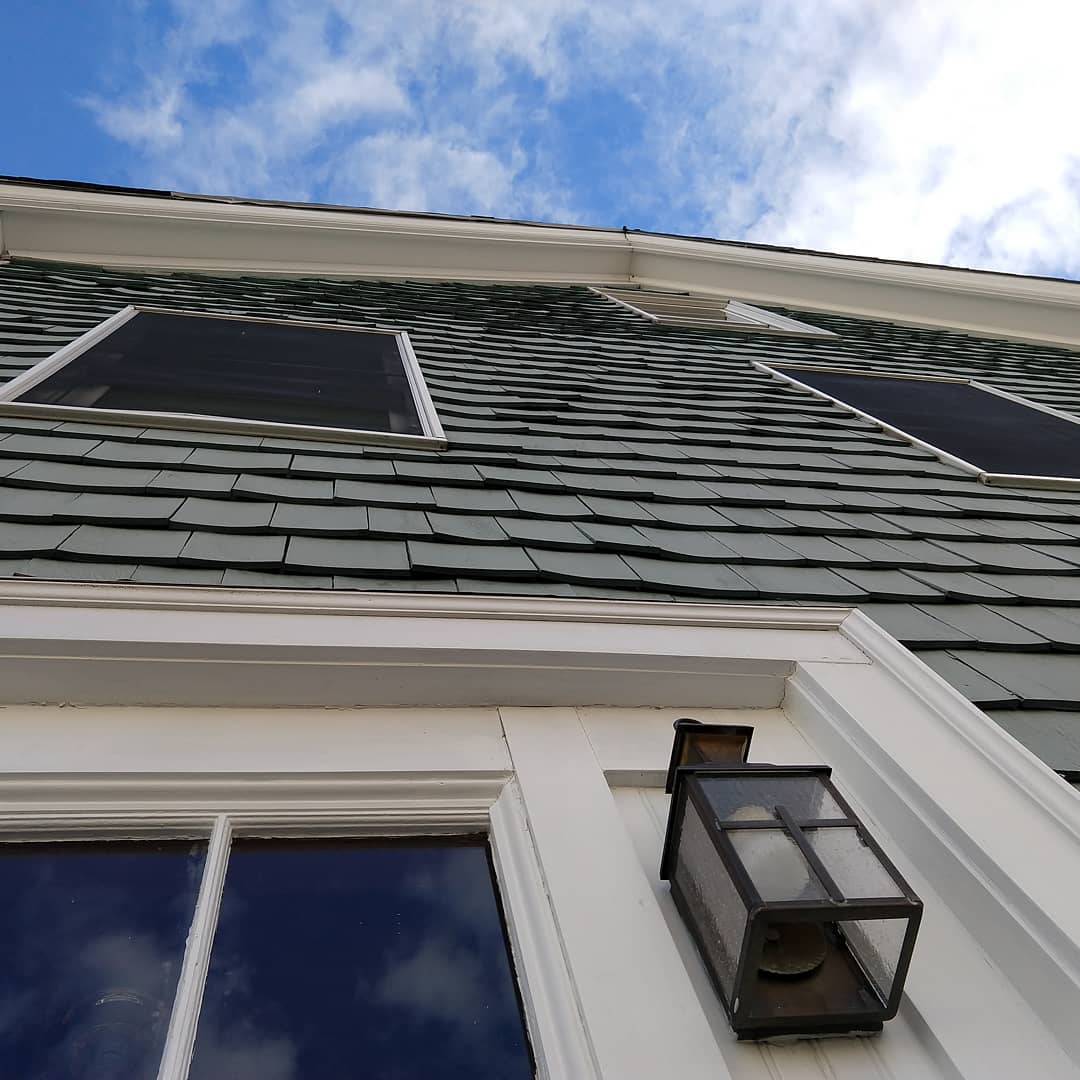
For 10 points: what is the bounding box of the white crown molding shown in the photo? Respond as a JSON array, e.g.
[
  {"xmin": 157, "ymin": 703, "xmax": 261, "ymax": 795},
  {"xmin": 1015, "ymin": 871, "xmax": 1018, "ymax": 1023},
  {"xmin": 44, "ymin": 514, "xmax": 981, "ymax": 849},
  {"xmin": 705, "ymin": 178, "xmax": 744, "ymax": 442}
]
[
  {"xmin": 2, "ymin": 181, "xmax": 1080, "ymax": 349},
  {"xmin": 0, "ymin": 581, "xmax": 861, "ymax": 708}
]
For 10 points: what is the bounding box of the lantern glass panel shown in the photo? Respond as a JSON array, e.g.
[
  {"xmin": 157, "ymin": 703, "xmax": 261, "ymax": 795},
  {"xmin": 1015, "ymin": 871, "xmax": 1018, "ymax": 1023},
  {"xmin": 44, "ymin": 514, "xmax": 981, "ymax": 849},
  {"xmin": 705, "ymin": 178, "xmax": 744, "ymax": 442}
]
[
  {"xmin": 728, "ymin": 830, "xmax": 829, "ymax": 902},
  {"xmin": 700, "ymin": 775, "xmax": 845, "ymax": 824},
  {"xmin": 805, "ymin": 828, "xmax": 904, "ymax": 899},
  {"xmin": 671, "ymin": 797, "xmax": 746, "ymax": 999},
  {"xmin": 841, "ymin": 917, "xmax": 909, "ymax": 1001},
  {"xmin": 740, "ymin": 916, "xmax": 890, "ymax": 1025}
]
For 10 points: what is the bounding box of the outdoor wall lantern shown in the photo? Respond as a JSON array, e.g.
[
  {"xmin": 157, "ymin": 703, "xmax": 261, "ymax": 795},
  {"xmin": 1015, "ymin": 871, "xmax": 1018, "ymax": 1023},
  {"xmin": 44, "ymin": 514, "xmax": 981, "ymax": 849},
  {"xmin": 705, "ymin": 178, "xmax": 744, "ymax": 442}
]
[{"xmin": 660, "ymin": 720, "xmax": 922, "ymax": 1041}]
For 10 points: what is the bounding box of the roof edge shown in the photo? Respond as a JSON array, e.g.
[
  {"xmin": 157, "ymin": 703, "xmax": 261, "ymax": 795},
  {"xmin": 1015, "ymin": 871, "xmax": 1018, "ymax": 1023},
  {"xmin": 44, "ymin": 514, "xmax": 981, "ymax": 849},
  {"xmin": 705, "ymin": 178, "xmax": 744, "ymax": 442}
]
[{"xmin": 2, "ymin": 178, "xmax": 1080, "ymax": 350}]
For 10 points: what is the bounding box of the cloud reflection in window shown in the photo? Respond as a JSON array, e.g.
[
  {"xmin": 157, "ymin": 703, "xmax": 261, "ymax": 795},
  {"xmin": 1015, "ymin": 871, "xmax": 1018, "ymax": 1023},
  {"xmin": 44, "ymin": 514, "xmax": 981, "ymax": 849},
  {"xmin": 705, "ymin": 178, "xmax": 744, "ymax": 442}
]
[{"xmin": 189, "ymin": 837, "xmax": 533, "ymax": 1080}]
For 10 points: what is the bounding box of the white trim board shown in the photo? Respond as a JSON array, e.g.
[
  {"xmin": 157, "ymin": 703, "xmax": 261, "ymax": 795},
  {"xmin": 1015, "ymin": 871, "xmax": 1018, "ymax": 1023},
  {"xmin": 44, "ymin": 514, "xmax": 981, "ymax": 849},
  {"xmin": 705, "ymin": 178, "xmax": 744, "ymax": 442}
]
[
  {"xmin": 0, "ymin": 583, "xmax": 859, "ymax": 708},
  {"xmin": 3, "ymin": 181, "xmax": 1080, "ymax": 350}
]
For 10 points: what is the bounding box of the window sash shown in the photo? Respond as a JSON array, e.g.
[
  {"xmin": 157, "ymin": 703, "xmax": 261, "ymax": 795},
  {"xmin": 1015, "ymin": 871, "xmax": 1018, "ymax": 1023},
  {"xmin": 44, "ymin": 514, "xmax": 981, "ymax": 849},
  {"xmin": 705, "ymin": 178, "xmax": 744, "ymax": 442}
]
[
  {"xmin": 0, "ymin": 304, "xmax": 447, "ymax": 450},
  {"xmin": 0, "ymin": 774, "xmax": 592, "ymax": 1080}
]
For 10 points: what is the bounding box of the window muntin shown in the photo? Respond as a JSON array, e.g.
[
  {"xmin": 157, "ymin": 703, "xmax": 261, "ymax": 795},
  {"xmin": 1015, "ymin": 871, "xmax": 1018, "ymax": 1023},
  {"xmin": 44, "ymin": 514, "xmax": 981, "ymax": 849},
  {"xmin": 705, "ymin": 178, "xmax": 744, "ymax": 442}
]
[
  {"xmin": 0, "ymin": 830, "xmax": 532, "ymax": 1080},
  {"xmin": 767, "ymin": 364, "xmax": 1080, "ymax": 482},
  {"xmin": 0, "ymin": 307, "xmax": 445, "ymax": 447}
]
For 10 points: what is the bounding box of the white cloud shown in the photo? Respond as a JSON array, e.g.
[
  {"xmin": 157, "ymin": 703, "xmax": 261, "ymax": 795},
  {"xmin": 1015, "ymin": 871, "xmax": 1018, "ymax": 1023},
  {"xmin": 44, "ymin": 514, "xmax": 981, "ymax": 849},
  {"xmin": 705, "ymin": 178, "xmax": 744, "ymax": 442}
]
[
  {"xmin": 85, "ymin": 0, "xmax": 1080, "ymax": 277},
  {"xmin": 86, "ymin": 83, "xmax": 185, "ymax": 148},
  {"xmin": 329, "ymin": 132, "xmax": 523, "ymax": 214}
]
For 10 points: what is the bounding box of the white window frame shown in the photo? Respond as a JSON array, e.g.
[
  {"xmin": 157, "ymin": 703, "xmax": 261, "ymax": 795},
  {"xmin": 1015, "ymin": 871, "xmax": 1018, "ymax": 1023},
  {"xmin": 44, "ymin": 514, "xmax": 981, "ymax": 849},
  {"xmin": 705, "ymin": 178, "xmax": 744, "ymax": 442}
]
[
  {"xmin": 0, "ymin": 305, "xmax": 448, "ymax": 450},
  {"xmin": 590, "ymin": 286, "xmax": 836, "ymax": 337},
  {"xmin": 757, "ymin": 359, "xmax": 1080, "ymax": 491},
  {"xmin": 0, "ymin": 771, "xmax": 593, "ymax": 1080}
]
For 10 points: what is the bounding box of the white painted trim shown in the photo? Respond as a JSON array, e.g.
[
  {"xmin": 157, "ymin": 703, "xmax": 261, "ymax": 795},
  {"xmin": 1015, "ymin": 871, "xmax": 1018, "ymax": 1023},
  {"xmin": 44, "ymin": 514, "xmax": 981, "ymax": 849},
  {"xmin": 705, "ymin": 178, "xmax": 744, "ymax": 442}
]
[
  {"xmin": 789, "ymin": 609, "xmax": 1080, "ymax": 1066},
  {"xmin": 5, "ymin": 180, "xmax": 1080, "ymax": 349},
  {"xmin": 0, "ymin": 773, "xmax": 508, "ymax": 828},
  {"xmin": 0, "ymin": 582, "xmax": 869, "ymax": 707},
  {"xmin": 489, "ymin": 781, "xmax": 600, "ymax": 1080},
  {"xmin": 592, "ymin": 286, "xmax": 835, "ymax": 337},
  {"xmin": 0, "ymin": 304, "xmax": 447, "ymax": 450},
  {"xmin": 756, "ymin": 360, "xmax": 1080, "ymax": 490},
  {"xmin": 723, "ymin": 298, "xmax": 837, "ymax": 337},
  {"xmin": 501, "ymin": 707, "xmax": 731, "ymax": 1079},
  {"xmin": 157, "ymin": 813, "xmax": 231, "ymax": 1080},
  {"xmin": 0, "ymin": 580, "xmax": 1079, "ymax": 1070},
  {"xmin": 837, "ymin": 609, "xmax": 1080, "ymax": 844},
  {"xmin": 0, "ymin": 771, "xmax": 568, "ymax": 1075},
  {"xmin": 0, "ymin": 578, "xmax": 850, "ymax": 629},
  {"xmin": 589, "ymin": 285, "xmax": 659, "ymax": 322},
  {"xmin": 0, "ymin": 304, "xmax": 139, "ymax": 396}
]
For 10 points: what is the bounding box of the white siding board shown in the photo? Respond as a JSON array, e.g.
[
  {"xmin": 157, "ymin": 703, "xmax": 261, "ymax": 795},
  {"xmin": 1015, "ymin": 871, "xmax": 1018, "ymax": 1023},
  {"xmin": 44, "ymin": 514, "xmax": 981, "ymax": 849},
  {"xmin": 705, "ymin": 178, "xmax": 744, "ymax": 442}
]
[{"xmin": 0, "ymin": 705, "xmax": 511, "ymax": 775}]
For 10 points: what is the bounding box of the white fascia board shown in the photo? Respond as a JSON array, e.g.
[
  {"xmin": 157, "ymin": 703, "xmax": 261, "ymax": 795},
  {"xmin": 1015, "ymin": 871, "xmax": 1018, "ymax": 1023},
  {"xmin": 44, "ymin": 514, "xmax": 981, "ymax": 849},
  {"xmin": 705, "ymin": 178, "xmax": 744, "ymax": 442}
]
[
  {"xmin": 3, "ymin": 182, "xmax": 1080, "ymax": 350},
  {"xmin": 630, "ymin": 236, "xmax": 1080, "ymax": 352},
  {"xmin": 0, "ymin": 184, "xmax": 631, "ymax": 284}
]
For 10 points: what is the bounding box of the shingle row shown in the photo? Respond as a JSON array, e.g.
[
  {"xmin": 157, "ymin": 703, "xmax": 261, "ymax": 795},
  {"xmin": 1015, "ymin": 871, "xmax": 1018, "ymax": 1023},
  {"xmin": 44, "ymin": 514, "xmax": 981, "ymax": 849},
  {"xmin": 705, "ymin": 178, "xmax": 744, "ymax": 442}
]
[{"xmin": 2, "ymin": 258, "xmax": 1080, "ymax": 768}]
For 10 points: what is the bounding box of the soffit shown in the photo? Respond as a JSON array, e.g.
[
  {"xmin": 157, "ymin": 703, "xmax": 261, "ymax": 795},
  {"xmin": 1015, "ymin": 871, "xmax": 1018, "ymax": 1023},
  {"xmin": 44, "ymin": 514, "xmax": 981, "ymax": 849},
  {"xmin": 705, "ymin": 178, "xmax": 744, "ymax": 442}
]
[{"xmin": 2, "ymin": 180, "xmax": 1080, "ymax": 349}]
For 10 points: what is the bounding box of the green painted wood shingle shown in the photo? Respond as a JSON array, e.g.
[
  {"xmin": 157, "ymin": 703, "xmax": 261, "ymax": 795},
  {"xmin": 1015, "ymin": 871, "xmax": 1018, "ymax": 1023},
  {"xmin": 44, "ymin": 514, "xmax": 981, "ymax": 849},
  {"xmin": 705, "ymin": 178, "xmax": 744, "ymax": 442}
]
[{"xmin": 1, "ymin": 258, "xmax": 1080, "ymax": 770}]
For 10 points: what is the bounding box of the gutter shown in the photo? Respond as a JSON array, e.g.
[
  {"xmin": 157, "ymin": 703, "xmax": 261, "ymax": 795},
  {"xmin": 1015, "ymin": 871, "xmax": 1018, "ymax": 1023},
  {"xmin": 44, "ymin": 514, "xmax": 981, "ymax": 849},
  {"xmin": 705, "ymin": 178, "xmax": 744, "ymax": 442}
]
[{"xmin": 1, "ymin": 179, "xmax": 1079, "ymax": 350}]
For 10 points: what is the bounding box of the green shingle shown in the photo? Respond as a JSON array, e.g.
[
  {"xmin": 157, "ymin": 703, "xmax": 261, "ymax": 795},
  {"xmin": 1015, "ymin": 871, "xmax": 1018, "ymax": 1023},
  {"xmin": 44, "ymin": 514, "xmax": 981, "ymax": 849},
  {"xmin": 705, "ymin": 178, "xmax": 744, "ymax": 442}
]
[{"xmin": 4, "ymin": 258, "xmax": 1080, "ymax": 742}]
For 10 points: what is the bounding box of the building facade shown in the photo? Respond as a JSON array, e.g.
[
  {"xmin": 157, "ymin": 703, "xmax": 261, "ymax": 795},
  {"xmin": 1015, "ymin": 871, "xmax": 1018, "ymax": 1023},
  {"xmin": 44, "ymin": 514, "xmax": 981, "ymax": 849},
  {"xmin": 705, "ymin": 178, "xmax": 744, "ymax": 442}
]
[{"xmin": 0, "ymin": 177, "xmax": 1079, "ymax": 1079}]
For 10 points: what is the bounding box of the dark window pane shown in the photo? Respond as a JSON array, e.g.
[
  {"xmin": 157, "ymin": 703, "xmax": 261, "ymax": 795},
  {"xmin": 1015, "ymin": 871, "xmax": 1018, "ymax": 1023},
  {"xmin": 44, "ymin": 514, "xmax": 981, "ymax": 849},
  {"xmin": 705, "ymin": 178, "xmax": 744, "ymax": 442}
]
[
  {"xmin": 190, "ymin": 837, "xmax": 533, "ymax": 1080},
  {"xmin": 774, "ymin": 367, "xmax": 1080, "ymax": 478},
  {"xmin": 18, "ymin": 312, "xmax": 425, "ymax": 436},
  {"xmin": 0, "ymin": 839, "xmax": 206, "ymax": 1080}
]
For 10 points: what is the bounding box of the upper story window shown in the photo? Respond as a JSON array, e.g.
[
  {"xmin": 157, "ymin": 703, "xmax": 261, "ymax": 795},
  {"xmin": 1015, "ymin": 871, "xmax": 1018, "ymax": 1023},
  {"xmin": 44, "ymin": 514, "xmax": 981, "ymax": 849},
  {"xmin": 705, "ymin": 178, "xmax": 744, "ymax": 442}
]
[
  {"xmin": 0, "ymin": 307, "xmax": 446, "ymax": 449},
  {"xmin": 593, "ymin": 285, "xmax": 835, "ymax": 336},
  {"xmin": 763, "ymin": 362, "xmax": 1080, "ymax": 486}
]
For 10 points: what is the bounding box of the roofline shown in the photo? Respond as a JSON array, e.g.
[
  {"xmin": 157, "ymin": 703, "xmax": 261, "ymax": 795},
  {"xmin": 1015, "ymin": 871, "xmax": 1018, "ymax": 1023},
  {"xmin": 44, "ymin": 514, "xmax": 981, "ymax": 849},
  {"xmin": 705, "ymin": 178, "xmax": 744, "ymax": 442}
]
[
  {"xmin": 2, "ymin": 175, "xmax": 1080, "ymax": 350},
  {"xmin": 4, "ymin": 172, "xmax": 1076, "ymax": 288}
]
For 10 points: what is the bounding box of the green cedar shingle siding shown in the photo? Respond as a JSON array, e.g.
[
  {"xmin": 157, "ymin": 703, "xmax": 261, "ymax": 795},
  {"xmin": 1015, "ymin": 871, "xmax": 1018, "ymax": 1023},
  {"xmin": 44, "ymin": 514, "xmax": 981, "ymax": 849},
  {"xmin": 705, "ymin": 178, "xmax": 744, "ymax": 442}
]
[{"xmin": 1, "ymin": 259, "xmax": 1079, "ymax": 768}]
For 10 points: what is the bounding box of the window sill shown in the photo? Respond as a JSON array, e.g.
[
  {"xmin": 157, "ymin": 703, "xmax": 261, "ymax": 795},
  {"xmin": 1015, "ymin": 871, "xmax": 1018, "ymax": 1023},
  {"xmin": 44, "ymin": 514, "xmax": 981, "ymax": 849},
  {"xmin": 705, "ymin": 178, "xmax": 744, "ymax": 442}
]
[{"xmin": 0, "ymin": 400, "xmax": 449, "ymax": 451}]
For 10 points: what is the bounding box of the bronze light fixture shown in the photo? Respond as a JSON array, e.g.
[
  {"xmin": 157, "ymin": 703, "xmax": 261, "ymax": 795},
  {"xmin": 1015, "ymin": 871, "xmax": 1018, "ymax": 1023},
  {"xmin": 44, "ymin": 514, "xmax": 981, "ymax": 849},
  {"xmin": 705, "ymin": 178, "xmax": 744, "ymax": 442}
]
[{"xmin": 660, "ymin": 721, "xmax": 922, "ymax": 1040}]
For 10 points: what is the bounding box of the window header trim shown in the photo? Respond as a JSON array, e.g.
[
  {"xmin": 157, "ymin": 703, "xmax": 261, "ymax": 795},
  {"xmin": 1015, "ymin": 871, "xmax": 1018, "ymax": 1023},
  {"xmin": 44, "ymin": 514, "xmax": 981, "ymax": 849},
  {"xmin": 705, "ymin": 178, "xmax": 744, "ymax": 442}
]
[
  {"xmin": 0, "ymin": 304, "xmax": 448, "ymax": 450},
  {"xmin": 757, "ymin": 360, "xmax": 1080, "ymax": 491}
]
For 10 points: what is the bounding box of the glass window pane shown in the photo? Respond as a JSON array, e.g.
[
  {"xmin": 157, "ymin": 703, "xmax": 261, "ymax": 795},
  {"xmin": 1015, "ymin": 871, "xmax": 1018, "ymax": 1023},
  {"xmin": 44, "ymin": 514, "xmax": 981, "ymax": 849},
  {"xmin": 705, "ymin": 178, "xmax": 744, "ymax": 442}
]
[
  {"xmin": 18, "ymin": 312, "xmax": 425, "ymax": 436},
  {"xmin": 0, "ymin": 839, "xmax": 206, "ymax": 1080},
  {"xmin": 772, "ymin": 366, "xmax": 1080, "ymax": 480},
  {"xmin": 699, "ymin": 774, "xmax": 845, "ymax": 824},
  {"xmin": 189, "ymin": 837, "xmax": 533, "ymax": 1080}
]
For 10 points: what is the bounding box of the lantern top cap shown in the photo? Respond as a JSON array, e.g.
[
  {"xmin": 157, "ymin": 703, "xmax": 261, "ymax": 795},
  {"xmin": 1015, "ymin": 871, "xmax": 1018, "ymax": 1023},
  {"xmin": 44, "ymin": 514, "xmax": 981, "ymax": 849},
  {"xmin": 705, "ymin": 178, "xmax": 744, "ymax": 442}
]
[{"xmin": 664, "ymin": 718, "xmax": 755, "ymax": 793}]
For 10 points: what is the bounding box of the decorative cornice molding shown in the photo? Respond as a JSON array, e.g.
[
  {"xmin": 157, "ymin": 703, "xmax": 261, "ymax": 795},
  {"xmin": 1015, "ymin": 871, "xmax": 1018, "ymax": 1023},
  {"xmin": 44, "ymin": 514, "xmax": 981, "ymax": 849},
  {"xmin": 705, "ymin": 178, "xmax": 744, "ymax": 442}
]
[
  {"xmin": 3, "ymin": 181, "xmax": 1080, "ymax": 349},
  {"xmin": 0, "ymin": 578, "xmax": 851, "ymax": 630}
]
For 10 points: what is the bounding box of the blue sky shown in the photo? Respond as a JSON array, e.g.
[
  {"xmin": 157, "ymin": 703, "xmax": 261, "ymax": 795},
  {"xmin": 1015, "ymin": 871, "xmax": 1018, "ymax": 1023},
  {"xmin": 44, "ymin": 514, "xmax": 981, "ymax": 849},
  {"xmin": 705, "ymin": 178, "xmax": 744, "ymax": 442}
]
[{"xmin": 4, "ymin": 1, "xmax": 1079, "ymax": 278}]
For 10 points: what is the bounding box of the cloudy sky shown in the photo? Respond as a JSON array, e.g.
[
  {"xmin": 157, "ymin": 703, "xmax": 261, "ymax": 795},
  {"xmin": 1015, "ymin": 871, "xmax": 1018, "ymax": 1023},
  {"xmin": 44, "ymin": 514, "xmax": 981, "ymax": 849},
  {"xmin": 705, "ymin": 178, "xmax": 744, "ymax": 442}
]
[{"xmin": 6, "ymin": 1, "xmax": 1079, "ymax": 277}]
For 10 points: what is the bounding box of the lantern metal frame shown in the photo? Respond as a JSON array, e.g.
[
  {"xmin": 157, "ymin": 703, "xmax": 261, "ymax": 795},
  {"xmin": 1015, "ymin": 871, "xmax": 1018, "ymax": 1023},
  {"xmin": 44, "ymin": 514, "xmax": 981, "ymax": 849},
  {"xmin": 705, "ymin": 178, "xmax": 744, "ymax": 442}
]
[
  {"xmin": 661, "ymin": 763, "xmax": 923, "ymax": 1040},
  {"xmin": 664, "ymin": 719, "xmax": 755, "ymax": 793}
]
